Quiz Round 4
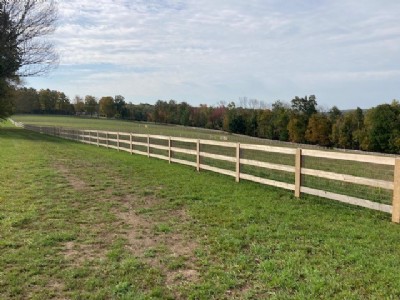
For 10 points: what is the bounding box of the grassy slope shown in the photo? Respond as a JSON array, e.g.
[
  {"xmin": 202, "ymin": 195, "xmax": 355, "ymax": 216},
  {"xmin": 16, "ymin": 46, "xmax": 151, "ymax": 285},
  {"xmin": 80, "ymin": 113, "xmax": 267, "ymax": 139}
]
[
  {"xmin": 10, "ymin": 115, "xmax": 313, "ymax": 147},
  {"xmin": 1, "ymin": 120, "xmax": 400, "ymax": 299}
]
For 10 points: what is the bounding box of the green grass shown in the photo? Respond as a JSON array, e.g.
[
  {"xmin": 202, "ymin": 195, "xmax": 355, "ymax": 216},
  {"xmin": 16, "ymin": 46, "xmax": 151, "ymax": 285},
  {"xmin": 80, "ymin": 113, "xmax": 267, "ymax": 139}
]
[
  {"xmin": 12, "ymin": 115, "xmax": 396, "ymax": 205},
  {"xmin": 2, "ymin": 118, "xmax": 400, "ymax": 299}
]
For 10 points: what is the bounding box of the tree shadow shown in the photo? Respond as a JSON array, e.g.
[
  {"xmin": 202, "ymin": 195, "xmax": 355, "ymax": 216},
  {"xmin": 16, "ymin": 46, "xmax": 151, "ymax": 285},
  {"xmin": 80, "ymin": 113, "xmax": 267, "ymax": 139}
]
[{"xmin": 0, "ymin": 127, "xmax": 70, "ymax": 143}]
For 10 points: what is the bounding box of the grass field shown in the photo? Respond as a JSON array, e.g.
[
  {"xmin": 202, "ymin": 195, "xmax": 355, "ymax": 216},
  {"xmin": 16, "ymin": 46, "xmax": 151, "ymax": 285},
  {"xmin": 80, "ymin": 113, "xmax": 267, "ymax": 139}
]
[
  {"xmin": 12, "ymin": 115, "xmax": 396, "ymax": 206},
  {"xmin": 11, "ymin": 114, "xmax": 333, "ymax": 148},
  {"xmin": 2, "ymin": 119, "xmax": 400, "ymax": 299}
]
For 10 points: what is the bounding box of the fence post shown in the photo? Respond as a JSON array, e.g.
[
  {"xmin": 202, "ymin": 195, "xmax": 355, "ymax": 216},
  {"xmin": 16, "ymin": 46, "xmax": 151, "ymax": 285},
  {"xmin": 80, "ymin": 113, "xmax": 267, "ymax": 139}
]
[
  {"xmin": 168, "ymin": 137, "xmax": 171, "ymax": 164},
  {"xmin": 392, "ymin": 159, "xmax": 400, "ymax": 223},
  {"xmin": 196, "ymin": 140, "xmax": 200, "ymax": 172},
  {"xmin": 130, "ymin": 133, "xmax": 133, "ymax": 155},
  {"xmin": 295, "ymin": 148, "xmax": 302, "ymax": 198},
  {"xmin": 147, "ymin": 135, "xmax": 150, "ymax": 158},
  {"xmin": 106, "ymin": 132, "xmax": 109, "ymax": 148},
  {"xmin": 117, "ymin": 133, "xmax": 120, "ymax": 151},
  {"xmin": 97, "ymin": 131, "xmax": 99, "ymax": 146},
  {"xmin": 236, "ymin": 143, "xmax": 240, "ymax": 183}
]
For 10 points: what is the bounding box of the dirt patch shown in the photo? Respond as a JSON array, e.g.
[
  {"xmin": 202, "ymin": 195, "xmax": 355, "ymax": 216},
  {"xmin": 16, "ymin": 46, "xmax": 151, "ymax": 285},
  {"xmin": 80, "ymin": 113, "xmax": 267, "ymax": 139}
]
[
  {"xmin": 165, "ymin": 269, "xmax": 200, "ymax": 287},
  {"xmin": 62, "ymin": 240, "xmax": 104, "ymax": 265},
  {"xmin": 53, "ymin": 160, "xmax": 200, "ymax": 296},
  {"xmin": 54, "ymin": 163, "xmax": 87, "ymax": 190},
  {"xmin": 117, "ymin": 199, "xmax": 201, "ymax": 293}
]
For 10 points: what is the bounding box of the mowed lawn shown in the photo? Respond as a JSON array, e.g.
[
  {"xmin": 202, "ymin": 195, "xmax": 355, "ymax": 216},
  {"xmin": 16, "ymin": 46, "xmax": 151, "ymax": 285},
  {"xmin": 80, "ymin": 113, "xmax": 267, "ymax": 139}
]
[{"xmin": 1, "ymin": 120, "xmax": 400, "ymax": 299}]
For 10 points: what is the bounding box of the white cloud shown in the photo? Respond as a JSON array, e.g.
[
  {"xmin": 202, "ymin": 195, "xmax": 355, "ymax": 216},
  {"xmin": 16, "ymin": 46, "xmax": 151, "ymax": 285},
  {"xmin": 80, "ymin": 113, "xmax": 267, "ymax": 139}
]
[{"xmin": 27, "ymin": 0, "xmax": 400, "ymax": 108}]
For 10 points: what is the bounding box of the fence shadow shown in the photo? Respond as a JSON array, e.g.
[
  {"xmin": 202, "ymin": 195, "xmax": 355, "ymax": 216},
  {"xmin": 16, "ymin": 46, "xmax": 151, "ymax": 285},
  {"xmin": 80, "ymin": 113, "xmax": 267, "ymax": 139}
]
[{"xmin": 0, "ymin": 127, "xmax": 67, "ymax": 144}]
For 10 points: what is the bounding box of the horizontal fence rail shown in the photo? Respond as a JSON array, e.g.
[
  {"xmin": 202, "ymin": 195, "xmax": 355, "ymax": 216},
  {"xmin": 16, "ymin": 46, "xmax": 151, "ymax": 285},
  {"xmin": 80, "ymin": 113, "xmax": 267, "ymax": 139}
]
[{"xmin": 12, "ymin": 120, "xmax": 400, "ymax": 223}]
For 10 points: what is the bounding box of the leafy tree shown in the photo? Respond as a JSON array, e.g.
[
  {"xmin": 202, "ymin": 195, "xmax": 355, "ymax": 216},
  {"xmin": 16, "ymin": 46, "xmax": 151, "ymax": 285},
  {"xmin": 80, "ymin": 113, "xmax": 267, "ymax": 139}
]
[
  {"xmin": 73, "ymin": 96, "xmax": 85, "ymax": 114},
  {"xmin": 56, "ymin": 92, "xmax": 72, "ymax": 113},
  {"xmin": 229, "ymin": 113, "xmax": 246, "ymax": 134},
  {"xmin": 99, "ymin": 96, "xmax": 115, "ymax": 118},
  {"xmin": 114, "ymin": 95, "xmax": 128, "ymax": 119},
  {"xmin": 332, "ymin": 108, "xmax": 364, "ymax": 149},
  {"xmin": 291, "ymin": 95, "xmax": 317, "ymax": 118},
  {"xmin": 38, "ymin": 89, "xmax": 57, "ymax": 112},
  {"xmin": 0, "ymin": 80, "xmax": 14, "ymax": 117},
  {"xmin": 362, "ymin": 103, "xmax": 400, "ymax": 153},
  {"xmin": 178, "ymin": 102, "xmax": 192, "ymax": 126},
  {"xmin": 328, "ymin": 106, "xmax": 342, "ymax": 124},
  {"xmin": 287, "ymin": 114, "xmax": 307, "ymax": 143},
  {"xmin": 257, "ymin": 109, "xmax": 274, "ymax": 139},
  {"xmin": 14, "ymin": 88, "xmax": 40, "ymax": 113},
  {"xmin": 84, "ymin": 95, "xmax": 97, "ymax": 117},
  {"xmin": 209, "ymin": 105, "xmax": 226, "ymax": 129},
  {"xmin": 305, "ymin": 113, "xmax": 332, "ymax": 146},
  {"xmin": 153, "ymin": 100, "xmax": 168, "ymax": 123},
  {"xmin": 271, "ymin": 101, "xmax": 290, "ymax": 141}
]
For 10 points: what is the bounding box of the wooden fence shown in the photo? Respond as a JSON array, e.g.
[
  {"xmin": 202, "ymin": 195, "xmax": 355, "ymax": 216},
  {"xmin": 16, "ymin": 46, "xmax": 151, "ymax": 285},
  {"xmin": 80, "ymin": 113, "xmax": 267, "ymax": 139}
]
[{"xmin": 13, "ymin": 120, "xmax": 400, "ymax": 223}]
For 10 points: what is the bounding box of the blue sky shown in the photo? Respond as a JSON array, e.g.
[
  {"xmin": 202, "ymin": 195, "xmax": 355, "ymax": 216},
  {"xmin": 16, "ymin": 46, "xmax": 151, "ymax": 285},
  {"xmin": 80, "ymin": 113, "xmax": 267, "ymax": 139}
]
[{"xmin": 26, "ymin": 0, "xmax": 400, "ymax": 109}]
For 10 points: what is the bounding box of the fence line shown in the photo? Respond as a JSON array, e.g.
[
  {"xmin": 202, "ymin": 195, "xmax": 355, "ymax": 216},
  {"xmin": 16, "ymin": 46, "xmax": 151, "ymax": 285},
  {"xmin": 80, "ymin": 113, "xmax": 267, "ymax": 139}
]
[{"xmin": 10, "ymin": 119, "xmax": 400, "ymax": 223}]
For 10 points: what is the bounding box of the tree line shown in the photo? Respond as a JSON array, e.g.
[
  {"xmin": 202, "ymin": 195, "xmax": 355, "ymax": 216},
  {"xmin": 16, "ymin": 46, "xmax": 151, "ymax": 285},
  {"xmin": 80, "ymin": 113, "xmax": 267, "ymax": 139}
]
[{"xmin": 11, "ymin": 88, "xmax": 400, "ymax": 154}]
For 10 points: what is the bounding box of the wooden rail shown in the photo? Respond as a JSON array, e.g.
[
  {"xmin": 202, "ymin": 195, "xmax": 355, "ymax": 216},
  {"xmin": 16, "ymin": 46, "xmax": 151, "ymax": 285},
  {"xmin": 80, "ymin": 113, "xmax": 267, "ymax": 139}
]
[{"xmin": 14, "ymin": 121, "xmax": 400, "ymax": 223}]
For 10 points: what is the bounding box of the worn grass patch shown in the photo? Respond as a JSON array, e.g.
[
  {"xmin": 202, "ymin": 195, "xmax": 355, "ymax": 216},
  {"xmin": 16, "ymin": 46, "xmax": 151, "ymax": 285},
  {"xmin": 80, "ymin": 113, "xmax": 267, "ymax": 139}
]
[{"xmin": 1, "ymin": 120, "xmax": 400, "ymax": 299}]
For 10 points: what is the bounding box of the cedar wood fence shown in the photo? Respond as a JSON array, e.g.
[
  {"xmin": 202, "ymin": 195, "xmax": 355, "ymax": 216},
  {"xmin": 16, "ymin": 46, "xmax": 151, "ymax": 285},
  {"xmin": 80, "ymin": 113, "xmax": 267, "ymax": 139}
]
[{"xmin": 10, "ymin": 119, "xmax": 400, "ymax": 223}]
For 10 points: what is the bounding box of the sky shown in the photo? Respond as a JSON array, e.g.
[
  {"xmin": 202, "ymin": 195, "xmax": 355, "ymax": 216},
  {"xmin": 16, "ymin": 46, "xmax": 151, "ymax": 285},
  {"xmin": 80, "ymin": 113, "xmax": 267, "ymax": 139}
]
[{"xmin": 26, "ymin": 0, "xmax": 400, "ymax": 109}]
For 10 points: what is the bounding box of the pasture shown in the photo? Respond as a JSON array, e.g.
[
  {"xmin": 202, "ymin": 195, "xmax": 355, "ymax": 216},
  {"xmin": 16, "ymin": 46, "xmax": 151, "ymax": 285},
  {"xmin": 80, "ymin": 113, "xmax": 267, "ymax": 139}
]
[
  {"xmin": 1, "ymin": 118, "xmax": 400, "ymax": 299},
  {"xmin": 11, "ymin": 115, "xmax": 321, "ymax": 147}
]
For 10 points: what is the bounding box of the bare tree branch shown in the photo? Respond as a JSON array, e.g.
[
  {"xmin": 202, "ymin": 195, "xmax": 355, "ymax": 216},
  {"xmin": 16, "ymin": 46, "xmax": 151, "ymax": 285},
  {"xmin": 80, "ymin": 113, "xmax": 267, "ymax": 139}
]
[{"xmin": 1, "ymin": 0, "xmax": 59, "ymax": 77}]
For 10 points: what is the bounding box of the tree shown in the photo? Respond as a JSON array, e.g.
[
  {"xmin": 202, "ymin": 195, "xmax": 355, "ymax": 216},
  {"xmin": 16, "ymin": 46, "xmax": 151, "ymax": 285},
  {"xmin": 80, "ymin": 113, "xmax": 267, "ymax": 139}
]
[
  {"xmin": 177, "ymin": 102, "xmax": 192, "ymax": 126},
  {"xmin": 287, "ymin": 114, "xmax": 307, "ymax": 143},
  {"xmin": 0, "ymin": 0, "xmax": 58, "ymax": 118},
  {"xmin": 271, "ymin": 101, "xmax": 290, "ymax": 141},
  {"xmin": 362, "ymin": 104, "xmax": 400, "ymax": 153},
  {"xmin": 114, "ymin": 95, "xmax": 127, "ymax": 119},
  {"xmin": 328, "ymin": 106, "xmax": 342, "ymax": 124},
  {"xmin": 38, "ymin": 89, "xmax": 57, "ymax": 112},
  {"xmin": 0, "ymin": 7, "xmax": 20, "ymax": 80},
  {"xmin": 99, "ymin": 96, "xmax": 115, "ymax": 118},
  {"xmin": 56, "ymin": 92, "xmax": 72, "ymax": 114},
  {"xmin": 14, "ymin": 87, "xmax": 40, "ymax": 113},
  {"xmin": 305, "ymin": 113, "xmax": 332, "ymax": 146},
  {"xmin": 332, "ymin": 108, "xmax": 364, "ymax": 150},
  {"xmin": 257, "ymin": 109, "xmax": 274, "ymax": 139},
  {"xmin": 291, "ymin": 95, "xmax": 317, "ymax": 118},
  {"xmin": 73, "ymin": 96, "xmax": 85, "ymax": 114},
  {"xmin": 1, "ymin": 0, "xmax": 58, "ymax": 77},
  {"xmin": 0, "ymin": 80, "xmax": 14, "ymax": 117},
  {"xmin": 84, "ymin": 95, "xmax": 97, "ymax": 117}
]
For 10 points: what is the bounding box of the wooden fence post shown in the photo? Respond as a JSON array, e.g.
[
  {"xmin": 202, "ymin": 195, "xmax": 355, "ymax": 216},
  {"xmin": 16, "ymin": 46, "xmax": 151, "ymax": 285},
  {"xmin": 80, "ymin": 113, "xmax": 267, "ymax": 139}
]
[
  {"xmin": 392, "ymin": 159, "xmax": 400, "ymax": 223},
  {"xmin": 295, "ymin": 148, "xmax": 302, "ymax": 198},
  {"xmin": 168, "ymin": 137, "xmax": 171, "ymax": 164},
  {"xmin": 106, "ymin": 132, "xmax": 109, "ymax": 148},
  {"xmin": 236, "ymin": 143, "xmax": 240, "ymax": 183},
  {"xmin": 117, "ymin": 133, "xmax": 120, "ymax": 151},
  {"xmin": 97, "ymin": 131, "xmax": 99, "ymax": 146},
  {"xmin": 196, "ymin": 140, "xmax": 200, "ymax": 171},
  {"xmin": 130, "ymin": 133, "xmax": 133, "ymax": 155},
  {"xmin": 147, "ymin": 135, "xmax": 150, "ymax": 158}
]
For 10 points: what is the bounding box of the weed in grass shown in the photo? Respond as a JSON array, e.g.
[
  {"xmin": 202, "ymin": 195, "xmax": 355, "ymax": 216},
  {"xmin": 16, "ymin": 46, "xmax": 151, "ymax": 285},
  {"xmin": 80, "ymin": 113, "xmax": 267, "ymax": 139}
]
[{"xmin": 154, "ymin": 223, "xmax": 172, "ymax": 234}]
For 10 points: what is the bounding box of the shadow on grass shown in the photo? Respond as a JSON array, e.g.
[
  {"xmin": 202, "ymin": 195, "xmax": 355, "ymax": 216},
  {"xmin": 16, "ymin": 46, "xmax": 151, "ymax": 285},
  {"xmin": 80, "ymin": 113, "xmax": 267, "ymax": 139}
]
[{"xmin": 0, "ymin": 127, "xmax": 68, "ymax": 143}]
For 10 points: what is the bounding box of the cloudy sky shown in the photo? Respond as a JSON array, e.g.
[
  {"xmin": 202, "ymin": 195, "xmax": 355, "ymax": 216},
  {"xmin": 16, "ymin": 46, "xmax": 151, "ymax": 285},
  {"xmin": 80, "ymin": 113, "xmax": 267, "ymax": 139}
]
[{"xmin": 26, "ymin": 0, "xmax": 400, "ymax": 109}]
